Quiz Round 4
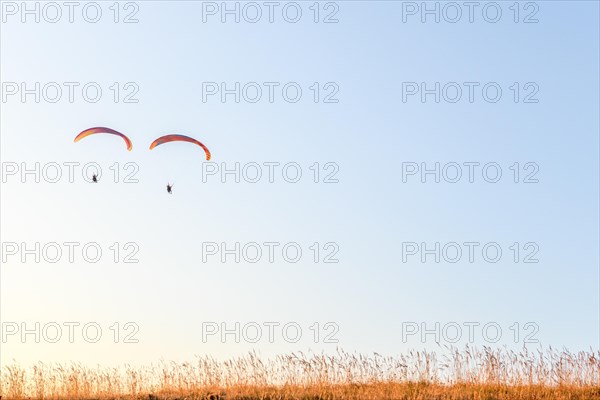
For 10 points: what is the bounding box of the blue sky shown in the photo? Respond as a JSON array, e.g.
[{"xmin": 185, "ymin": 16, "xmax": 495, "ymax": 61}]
[{"xmin": 1, "ymin": 1, "xmax": 599, "ymax": 366}]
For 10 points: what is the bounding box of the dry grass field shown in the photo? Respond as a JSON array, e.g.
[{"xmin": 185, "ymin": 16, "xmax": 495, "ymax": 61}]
[{"xmin": 1, "ymin": 346, "xmax": 599, "ymax": 399}]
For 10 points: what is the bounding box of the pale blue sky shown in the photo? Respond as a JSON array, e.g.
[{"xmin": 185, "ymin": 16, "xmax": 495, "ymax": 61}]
[{"xmin": 1, "ymin": 1, "xmax": 599, "ymax": 366}]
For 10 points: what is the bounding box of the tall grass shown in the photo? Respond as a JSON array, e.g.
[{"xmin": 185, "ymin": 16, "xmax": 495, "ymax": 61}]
[{"xmin": 1, "ymin": 346, "xmax": 599, "ymax": 399}]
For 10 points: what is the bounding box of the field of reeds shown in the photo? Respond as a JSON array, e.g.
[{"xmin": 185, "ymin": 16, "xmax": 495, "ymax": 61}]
[{"xmin": 1, "ymin": 346, "xmax": 599, "ymax": 399}]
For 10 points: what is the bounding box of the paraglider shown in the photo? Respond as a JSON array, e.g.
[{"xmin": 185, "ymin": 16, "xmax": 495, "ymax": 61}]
[
  {"xmin": 149, "ymin": 134, "xmax": 211, "ymax": 160},
  {"xmin": 74, "ymin": 127, "xmax": 133, "ymax": 151},
  {"xmin": 149, "ymin": 134, "xmax": 211, "ymax": 194}
]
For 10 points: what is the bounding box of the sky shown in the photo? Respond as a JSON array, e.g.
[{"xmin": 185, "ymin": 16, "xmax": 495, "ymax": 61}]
[{"xmin": 0, "ymin": 0, "xmax": 599, "ymax": 367}]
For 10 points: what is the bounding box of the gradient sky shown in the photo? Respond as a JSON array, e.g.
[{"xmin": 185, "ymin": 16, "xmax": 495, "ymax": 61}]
[{"xmin": 1, "ymin": 1, "xmax": 599, "ymax": 367}]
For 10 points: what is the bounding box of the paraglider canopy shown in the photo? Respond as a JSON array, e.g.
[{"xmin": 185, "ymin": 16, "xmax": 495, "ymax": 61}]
[
  {"xmin": 149, "ymin": 134, "xmax": 211, "ymax": 160},
  {"xmin": 74, "ymin": 127, "xmax": 133, "ymax": 151}
]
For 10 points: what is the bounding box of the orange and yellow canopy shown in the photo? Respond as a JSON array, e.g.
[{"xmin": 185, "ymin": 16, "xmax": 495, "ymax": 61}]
[
  {"xmin": 74, "ymin": 127, "xmax": 133, "ymax": 151},
  {"xmin": 149, "ymin": 134, "xmax": 211, "ymax": 160}
]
